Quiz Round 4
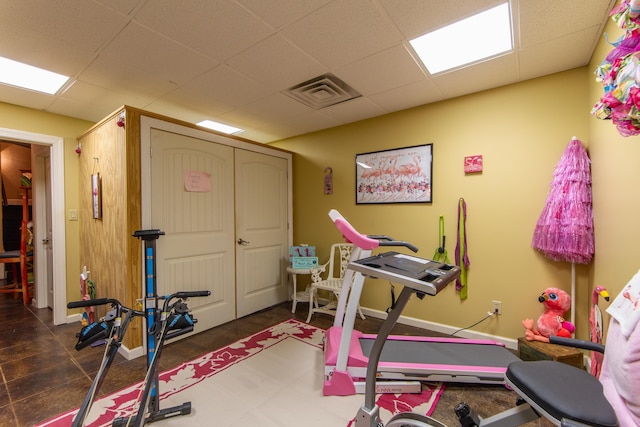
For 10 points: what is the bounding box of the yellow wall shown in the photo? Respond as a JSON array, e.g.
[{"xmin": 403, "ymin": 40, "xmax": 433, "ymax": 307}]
[
  {"xmin": 273, "ymin": 69, "xmax": 595, "ymax": 341},
  {"xmin": 588, "ymin": 16, "xmax": 639, "ymax": 326},
  {"xmin": 0, "ymin": 101, "xmax": 93, "ymax": 307}
]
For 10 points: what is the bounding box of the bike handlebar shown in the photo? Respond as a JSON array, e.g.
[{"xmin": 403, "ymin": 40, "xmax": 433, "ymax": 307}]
[
  {"xmin": 173, "ymin": 290, "xmax": 211, "ymax": 299},
  {"xmin": 68, "ymin": 290, "xmax": 210, "ymax": 311},
  {"xmin": 68, "ymin": 298, "xmax": 114, "ymax": 309}
]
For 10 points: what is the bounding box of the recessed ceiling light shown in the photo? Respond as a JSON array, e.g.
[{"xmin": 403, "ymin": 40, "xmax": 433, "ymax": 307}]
[
  {"xmin": 0, "ymin": 56, "xmax": 70, "ymax": 95},
  {"xmin": 197, "ymin": 120, "xmax": 244, "ymax": 134},
  {"xmin": 410, "ymin": 3, "xmax": 512, "ymax": 75}
]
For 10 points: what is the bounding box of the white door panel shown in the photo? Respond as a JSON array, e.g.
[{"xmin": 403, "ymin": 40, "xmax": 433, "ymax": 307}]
[
  {"xmin": 151, "ymin": 129, "xmax": 235, "ymax": 330},
  {"xmin": 235, "ymin": 149, "xmax": 288, "ymax": 317}
]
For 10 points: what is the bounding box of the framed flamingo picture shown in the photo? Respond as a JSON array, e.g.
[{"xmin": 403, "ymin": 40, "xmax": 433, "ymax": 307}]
[{"xmin": 356, "ymin": 144, "xmax": 432, "ymax": 204}]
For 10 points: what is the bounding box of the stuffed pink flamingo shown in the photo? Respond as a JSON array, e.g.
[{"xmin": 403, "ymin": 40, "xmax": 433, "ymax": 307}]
[
  {"xmin": 523, "ymin": 287, "xmax": 575, "ymax": 342},
  {"xmin": 590, "ymin": 286, "xmax": 610, "ymax": 378}
]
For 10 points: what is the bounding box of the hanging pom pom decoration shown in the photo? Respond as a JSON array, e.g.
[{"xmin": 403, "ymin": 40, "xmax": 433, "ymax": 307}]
[
  {"xmin": 116, "ymin": 111, "xmax": 125, "ymax": 128},
  {"xmin": 592, "ymin": 0, "xmax": 640, "ymax": 136}
]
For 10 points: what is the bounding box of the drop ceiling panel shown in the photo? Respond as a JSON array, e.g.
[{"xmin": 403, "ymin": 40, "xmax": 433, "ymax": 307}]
[
  {"xmin": 0, "ymin": 22, "xmax": 94, "ymax": 76},
  {"xmin": 163, "ymin": 65, "xmax": 270, "ymax": 111},
  {"xmin": 80, "ymin": 54, "xmax": 179, "ymax": 97},
  {"xmin": 280, "ymin": 0, "xmax": 403, "ymax": 69},
  {"xmin": 335, "ymin": 45, "xmax": 427, "ymax": 96},
  {"xmin": 518, "ymin": 27, "xmax": 603, "ymax": 81},
  {"xmin": 238, "ymin": 0, "xmax": 333, "ymax": 30},
  {"xmin": 226, "ymin": 34, "xmax": 326, "ymax": 89},
  {"xmin": 0, "ymin": 86, "xmax": 53, "ymax": 112},
  {"xmin": 244, "ymin": 93, "xmax": 341, "ymax": 130},
  {"xmin": 218, "ymin": 108, "xmax": 288, "ymax": 131},
  {"xmin": 48, "ymin": 97, "xmax": 121, "ymax": 124},
  {"xmin": 378, "ymin": 0, "xmax": 504, "ymax": 39},
  {"xmin": 369, "ymin": 79, "xmax": 445, "ymax": 114},
  {"xmin": 134, "ymin": 0, "xmax": 273, "ymax": 61},
  {"xmin": 142, "ymin": 99, "xmax": 225, "ymax": 125},
  {"xmin": 519, "ymin": 0, "xmax": 616, "ymax": 47},
  {"xmin": 319, "ymin": 97, "xmax": 387, "ymax": 125},
  {"xmin": 53, "ymin": 80, "xmax": 156, "ymax": 121},
  {"xmin": 149, "ymin": 91, "xmax": 234, "ymax": 120},
  {"xmin": 0, "ymin": 1, "xmax": 617, "ymax": 142},
  {"xmin": 96, "ymin": 0, "xmax": 148, "ymax": 16},
  {"xmin": 94, "ymin": 22, "xmax": 217, "ymax": 87},
  {"xmin": 433, "ymin": 53, "xmax": 519, "ymax": 99},
  {"xmin": 5, "ymin": 1, "xmax": 128, "ymax": 51},
  {"xmin": 60, "ymin": 80, "xmax": 154, "ymax": 108}
]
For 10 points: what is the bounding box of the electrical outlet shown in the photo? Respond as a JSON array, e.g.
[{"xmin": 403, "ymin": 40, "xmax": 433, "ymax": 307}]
[{"xmin": 492, "ymin": 300, "xmax": 502, "ymax": 315}]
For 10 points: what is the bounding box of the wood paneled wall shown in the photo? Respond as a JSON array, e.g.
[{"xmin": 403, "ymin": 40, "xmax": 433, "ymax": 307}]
[{"xmin": 77, "ymin": 107, "xmax": 142, "ymax": 350}]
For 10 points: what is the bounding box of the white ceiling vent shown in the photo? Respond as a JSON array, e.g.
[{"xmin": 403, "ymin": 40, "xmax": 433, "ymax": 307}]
[{"xmin": 284, "ymin": 73, "xmax": 361, "ymax": 109}]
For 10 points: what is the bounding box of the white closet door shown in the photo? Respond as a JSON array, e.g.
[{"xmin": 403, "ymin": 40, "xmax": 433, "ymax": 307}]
[
  {"xmin": 235, "ymin": 149, "xmax": 289, "ymax": 317},
  {"xmin": 150, "ymin": 128, "xmax": 236, "ymax": 331}
]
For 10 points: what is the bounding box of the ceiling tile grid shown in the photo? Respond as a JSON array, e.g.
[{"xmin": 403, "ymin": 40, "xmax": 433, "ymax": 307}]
[{"xmin": 0, "ymin": 0, "xmax": 618, "ymax": 143}]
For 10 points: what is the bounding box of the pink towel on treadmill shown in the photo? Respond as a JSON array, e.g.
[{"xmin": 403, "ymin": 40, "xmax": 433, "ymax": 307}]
[{"xmin": 599, "ymin": 271, "xmax": 640, "ymax": 426}]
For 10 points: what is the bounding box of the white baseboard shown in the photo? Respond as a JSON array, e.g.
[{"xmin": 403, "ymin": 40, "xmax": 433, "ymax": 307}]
[
  {"xmin": 360, "ymin": 307, "xmax": 519, "ymax": 350},
  {"xmin": 66, "ymin": 314, "xmax": 144, "ymax": 360}
]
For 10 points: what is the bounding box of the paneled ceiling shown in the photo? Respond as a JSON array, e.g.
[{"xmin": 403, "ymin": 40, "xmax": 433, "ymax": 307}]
[{"xmin": 0, "ymin": 0, "xmax": 616, "ymax": 143}]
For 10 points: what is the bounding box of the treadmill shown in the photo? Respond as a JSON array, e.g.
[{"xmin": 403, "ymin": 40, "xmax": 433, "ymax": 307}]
[{"xmin": 322, "ymin": 210, "xmax": 520, "ymax": 396}]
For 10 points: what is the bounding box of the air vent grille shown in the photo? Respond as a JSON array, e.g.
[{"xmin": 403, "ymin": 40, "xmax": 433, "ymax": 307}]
[{"xmin": 284, "ymin": 73, "xmax": 361, "ymax": 109}]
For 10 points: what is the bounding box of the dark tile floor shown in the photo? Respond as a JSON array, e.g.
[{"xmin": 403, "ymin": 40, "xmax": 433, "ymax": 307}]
[{"xmin": 0, "ymin": 294, "xmax": 551, "ymax": 427}]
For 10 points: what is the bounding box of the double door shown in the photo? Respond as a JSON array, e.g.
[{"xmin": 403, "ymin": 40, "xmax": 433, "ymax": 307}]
[{"xmin": 147, "ymin": 125, "xmax": 289, "ymax": 331}]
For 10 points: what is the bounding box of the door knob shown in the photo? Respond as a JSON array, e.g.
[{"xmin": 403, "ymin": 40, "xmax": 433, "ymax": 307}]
[
  {"xmin": 237, "ymin": 238, "xmax": 250, "ymax": 245},
  {"xmin": 42, "ymin": 238, "xmax": 50, "ymax": 244}
]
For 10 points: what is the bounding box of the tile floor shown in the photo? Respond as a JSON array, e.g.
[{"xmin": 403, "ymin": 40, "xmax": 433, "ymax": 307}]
[{"xmin": 0, "ymin": 293, "xmax": 552, "ymax": 426}]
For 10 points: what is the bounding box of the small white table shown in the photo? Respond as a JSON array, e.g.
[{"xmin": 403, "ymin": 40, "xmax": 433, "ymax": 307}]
[{"xmin": 286, "ymin": 266, "xmax": 314, "ymax": 313}]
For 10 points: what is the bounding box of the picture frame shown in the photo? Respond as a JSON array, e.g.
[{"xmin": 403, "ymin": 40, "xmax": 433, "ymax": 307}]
[
  {"xmin": 356, "ymin": 144, "xmax": 432, "ymax": 204},
  {"xmin": 92, "ymin": 173, "xmax": 102, "ymax": 219}
]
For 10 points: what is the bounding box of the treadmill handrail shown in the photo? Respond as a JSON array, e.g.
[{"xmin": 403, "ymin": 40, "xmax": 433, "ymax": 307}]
[
  {"xmin": 367, "ymin": 235, "xmax": 419, "ymax": 253},
  {"xmin": 329, "ymin": 209, "xmax": 418, "ymax": 252}
]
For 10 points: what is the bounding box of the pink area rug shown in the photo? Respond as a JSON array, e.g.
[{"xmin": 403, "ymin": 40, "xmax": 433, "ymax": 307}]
[{"xmin": 37, "ymin": 319, "xmax": 443, "ymax": 427}]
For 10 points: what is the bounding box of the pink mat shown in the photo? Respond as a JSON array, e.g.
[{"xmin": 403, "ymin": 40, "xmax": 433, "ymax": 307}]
[{"xmin": 36, "ymin": 319, "xmax": 443, "ymax": 427}]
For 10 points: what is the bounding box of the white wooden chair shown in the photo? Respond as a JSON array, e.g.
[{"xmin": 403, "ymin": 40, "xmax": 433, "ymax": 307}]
[{"xmin": 306, "ymin": 243, "xmax": 365, "ymax": 322}]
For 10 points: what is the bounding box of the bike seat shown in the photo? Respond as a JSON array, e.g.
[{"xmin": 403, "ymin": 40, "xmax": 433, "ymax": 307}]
[{"xmin": 505, "ymin": 360, "xmax": 618, "ymax": 427}]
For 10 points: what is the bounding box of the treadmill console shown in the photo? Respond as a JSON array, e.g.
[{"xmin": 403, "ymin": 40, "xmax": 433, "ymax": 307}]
[{"xmin": 349, "ymin": 251, "xmax": 460, "ymax": 296}]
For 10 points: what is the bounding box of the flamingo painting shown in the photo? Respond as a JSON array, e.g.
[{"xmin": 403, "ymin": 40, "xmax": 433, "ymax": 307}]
[{"xmin": 356, "ymin": 145, "xmax": 432, "ymax": 204}]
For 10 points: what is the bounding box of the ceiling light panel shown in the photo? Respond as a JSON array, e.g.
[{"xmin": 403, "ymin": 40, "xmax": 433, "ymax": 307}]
[
  {"xmin": 410, "ymin": 3, "xmax": 513, "ymax": 75},
  {"xmin": 0, "ymin": 56, "xmax": 70, "ymax": 94}
]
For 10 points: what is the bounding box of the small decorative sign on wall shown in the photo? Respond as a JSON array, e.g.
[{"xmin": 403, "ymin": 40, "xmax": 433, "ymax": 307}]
[
  {"xmin": 464, "ymin": 155, "xmax": 483, "ymax": 173},
  {"xmin": 184, "ymin": 171, "xmax": 211, "ymax": 192},
  {"xmin": 324, "ymin": 167, "xmax": 333, "ymax": 194},
  {"xmin": 92, "ymin": 173, "xmax": 102, "ymax": 219}
]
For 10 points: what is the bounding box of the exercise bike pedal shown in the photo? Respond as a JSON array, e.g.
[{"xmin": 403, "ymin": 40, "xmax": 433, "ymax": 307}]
[
  {"xmin": 74, "ymin": 321, "xmax": 112, "ymax": 351},
  {"xmin": 454, "ymin": 402, "xmax": 480, "ymax": 427},
  {"xmin": 166, "ymin": 312, "xmax": 196, "ymax": 332}
]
